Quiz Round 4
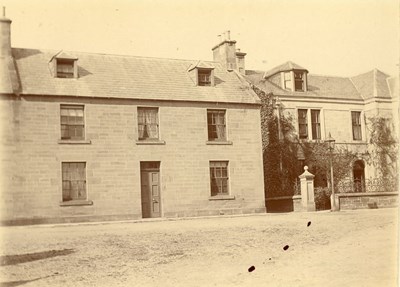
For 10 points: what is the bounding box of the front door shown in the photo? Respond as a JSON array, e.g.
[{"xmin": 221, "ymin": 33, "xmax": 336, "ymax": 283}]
[
  {"xmin": 353, "ymin": 160, "xmax": 365, "ymax": 193},
  {"xmin": 140, "ymin": 162, "xmax": 161, "ymax": 218}
]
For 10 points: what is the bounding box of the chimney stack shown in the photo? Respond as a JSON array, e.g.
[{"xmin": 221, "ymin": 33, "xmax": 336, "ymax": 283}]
[
  {"xmin": 0, "ymin": 7, "xmax": 12, "ymax": 57},
  {"xmin": 212, "ymin": 30, "xmax": 246, "ymax": 74},
  {"xmin": 212, "ymin": 30, "xmax": 237, "ymax": 70},
  {"xmin": 235, "ymin": 48, "xmax": 247, "ymax": 75}
]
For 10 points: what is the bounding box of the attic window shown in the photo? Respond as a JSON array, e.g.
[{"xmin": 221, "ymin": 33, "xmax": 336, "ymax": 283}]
[
  {"xmin": 198, "ymin": 69, "xmax": 212, "ymax": 86},
  {"xmin": 284, "ymin": 72, "xmax": 292, "ymax": 90},
  {"xmin": 57, "ymin": 59, "xmax": 75, "ymax": 78},
  {"xmin": 294, "ymin": 71, "xmax": 305, "ymax": 92}
]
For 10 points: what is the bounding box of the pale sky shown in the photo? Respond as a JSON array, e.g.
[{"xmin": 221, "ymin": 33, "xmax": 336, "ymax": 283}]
[{"xmin": 2, "ymin": 0, "xmax": 399, "ymax": 77}]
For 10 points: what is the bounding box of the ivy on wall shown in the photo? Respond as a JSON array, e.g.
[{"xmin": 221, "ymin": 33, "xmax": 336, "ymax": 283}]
[
  {"xmin": 253, "ymin": 85, "xmax": 360, "ymax": 198},
  {"xmin": 367, "ymin": 116, "xmax": 398, "ymax": 182}
]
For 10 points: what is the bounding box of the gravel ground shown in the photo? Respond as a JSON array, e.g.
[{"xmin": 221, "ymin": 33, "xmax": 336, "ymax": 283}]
[{"xmin": 0, "ymin": 208, "xmax": 398, "ymax": 287}]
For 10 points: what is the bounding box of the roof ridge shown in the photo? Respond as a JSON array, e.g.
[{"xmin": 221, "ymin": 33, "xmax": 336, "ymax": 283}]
[
  {"xmin": 308, "ymin": 73, "xmax": 350, "ymax": 79},
  {"xmin": 348, "ymin": 76, "xmax": 364, "ymax": 100},
  {"xmin": 11, "ymin": 47, "xmax": 219, "ymax": 64},
  {"xmin": 373, "ymin": 69, "xmax": 378, "ymax": 98}
]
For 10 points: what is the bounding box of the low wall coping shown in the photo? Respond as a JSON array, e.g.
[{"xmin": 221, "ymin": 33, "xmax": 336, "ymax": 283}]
[
  {"xmin": 266, "ymin": 195, "xmax": 301, "ymax": 201},
  {"xmin": 336, "ymin": 192, "xmax": 398, "ymax": 198}
]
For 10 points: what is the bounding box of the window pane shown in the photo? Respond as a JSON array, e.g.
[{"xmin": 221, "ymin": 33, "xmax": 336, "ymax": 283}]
[
  {"xmin": 312, "ymin": 123, "xmax": 321, "ymax": 140},
  {"xmin": 298, "ymin": 109, "xmax": 308, "ymax": 139},
  {"xmin": 311, "ymin": 110, "xmax": 320, "ymax": 123},
  {"xmin": 198, "ymin": 70, "xmax": 211, "ymax": 86},
  {"xmin": 61, "ymin": 109, "xmax": 69, "ymax": 116},
  {"xmin": 69, "ymin": 109, "xmax": 77, "ymax": 117},
  {"xmin": 61, "ymin": 125, "xmax": 69, "ymax": 139},
  {"xmin": 207, "ymin": 110, "xmax": 226, "ymax": 141},
  {"xmin": 75, "ymin": 116, "xmax": 84, "ymax": 125},
  {"xmin": 207, "ymin": 113, "xmax": 213, "ymax": 124},
  {"xmin": 62, "ymin": 162, "xmax": 86, "ymax": 201},
  {"xmin": 76, "ymin": 109, "xmax": 84, "ymax": 117},
  {"xmin": 294, "ymin": 72, "xmax": 303, "ymax": 79},
  {"xmin": 138, "ymin": 108, "xmax": 159, "ymax": 140},
  {"xmin": 60, "ymin": 106, "xmax": 85, "ymax": 140},
  {"xmin": 75, "ymin": 126, "xmax": 83, "ymax": 138},
  {"xmin": 209, "ymin": 161, "xmax": 229, "ymax": 196},
  {"xmin": 295, "ymin": 80, "xmax": 304, "ymax": 91},
  {"xmin": 311, "ymin": 110, "xmax": 321, "ymax": 140},
  {"xmin": 351, "ymin": 112, "xmax": 362, "ymax": 140}
]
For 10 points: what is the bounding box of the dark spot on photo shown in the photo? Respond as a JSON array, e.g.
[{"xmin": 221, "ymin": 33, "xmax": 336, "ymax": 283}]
[
  {"xmin": 283, "ymin": 245, "xmax": 289, "ymax": 251},
  {"xmin": 307, "ymin": 221, "xmax": 311, "ymax": 227},
  {"xmin": 248, "ymin": 266, "xmax": 255, "ymax": 272}
]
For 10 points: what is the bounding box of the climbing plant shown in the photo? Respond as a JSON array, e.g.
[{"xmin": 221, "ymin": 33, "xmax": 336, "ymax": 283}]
[
  {"xmin": 253, "ymin": 85, "xmax": 300, "ymax": 198},
  {"xmin": 253, "ymin": 85, "xmax": 360, "ymax": 198},
  {"xmin": 367, "ymin": 116, "xmax": 398, "ymax": 183}
]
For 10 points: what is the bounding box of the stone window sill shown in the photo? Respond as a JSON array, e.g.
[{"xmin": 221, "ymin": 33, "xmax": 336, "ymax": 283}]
[
  {"xmin": 58, "ymin": 139, "xmax": 92, "ymax": 144},
  {"xmin": 206, "ymin": 141, "xmax": 233, "ymax": 145},
  {"xmin": 136, "ymin": 140, "xmax": 166, "ymax": 145},
  {"xmin": 59, "ymin": 200, "xmax": 93, "ymax": 206},
  {"xmin": 209, "ymin": 195, "xmax": 235, "ymax": 201}
]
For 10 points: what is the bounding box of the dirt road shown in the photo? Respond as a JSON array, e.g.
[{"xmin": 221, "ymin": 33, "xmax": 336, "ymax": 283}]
[{"xmin": 0, "ymin": 208, "xmax": 398, "ymax": 286}]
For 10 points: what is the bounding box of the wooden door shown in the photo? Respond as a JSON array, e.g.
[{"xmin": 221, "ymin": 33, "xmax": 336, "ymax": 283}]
[{"xmin": 140, "ymin": 162, "xmax": 161, "ymax": 218}]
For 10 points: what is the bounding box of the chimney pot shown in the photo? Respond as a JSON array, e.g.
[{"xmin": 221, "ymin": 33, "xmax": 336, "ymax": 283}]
[
  {"xmin": 0, "ymin": 6, "xmax": 12, "ymax": 57},
  {"xmin": 226, "ymin": 30, "xmax": 230, "ymax": 40}
]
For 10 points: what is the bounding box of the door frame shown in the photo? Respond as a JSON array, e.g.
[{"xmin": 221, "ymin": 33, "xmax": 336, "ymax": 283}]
[{"xmin": 140, "ymin": 161, "xmax": 162, "ymax": 218}]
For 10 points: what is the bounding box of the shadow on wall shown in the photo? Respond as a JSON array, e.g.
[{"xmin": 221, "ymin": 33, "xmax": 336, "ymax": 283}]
[{"xmin": 266, "ymin": 198, "xmax": 294, "ymax": 213}]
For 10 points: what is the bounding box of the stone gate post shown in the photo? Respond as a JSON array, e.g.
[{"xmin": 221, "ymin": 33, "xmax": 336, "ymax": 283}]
[{"xmin": 299, "ymin": 166, "xmax": 316, "ymax": 211}]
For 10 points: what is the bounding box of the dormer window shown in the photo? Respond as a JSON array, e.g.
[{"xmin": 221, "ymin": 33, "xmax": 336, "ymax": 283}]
[
  {"xmin": 51, "ymin": 51, "xmax": 79, "ymax": 79},
  {"xmin": 187, "ymin": 61, "xmax": 215, "ymax": 87},
  {"xmin": 282, "ymin": 70, "xmax": 307, "ymax": 92},
  {"xmin": 198, "ymin": 69, "xmax": 212, "ymax": 86},
  {"xmin": 294, "ymin": 71, "xmax": 305, "ymax": 92},
  {"xmin": 57, "ymin": 59, "xmax": 75, "ymax": 78},
  {"xmin": 284, "ymin": 72, "xmax": 292, "ymax": 90}
]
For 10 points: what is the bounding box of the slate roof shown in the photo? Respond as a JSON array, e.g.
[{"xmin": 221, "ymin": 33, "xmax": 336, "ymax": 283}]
[
  {"xmin": 3, "ymin": 48, "xmax": 259, "ymax": 105},
  {"xmin": 387, "ymin": 77, "xmax": 399, "ymax": 99},
  {"xmin": 0, "ymin": 56, "xmax": 19, "ymax": 94},
  {"xmin": 263, "ymin": 61, "xmax": 308, "ymax": 78},
  {"xmin": 350, "ymin": 69, "xmax": 392, "ymax": 100},
  {"xmin": 246, "ymin": 70, "xmax": 363, "ymax": 100},
  {"xmin": 246, "ymin": 63, "xmax": 394, "ymax": 101}
]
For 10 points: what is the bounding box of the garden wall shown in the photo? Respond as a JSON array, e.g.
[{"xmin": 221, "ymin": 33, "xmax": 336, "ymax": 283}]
[{"xmin": 334, "ymin": 192, "xmax": 398, "ymax": 210}]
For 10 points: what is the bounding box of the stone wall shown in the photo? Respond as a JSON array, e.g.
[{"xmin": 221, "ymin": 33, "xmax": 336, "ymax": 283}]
[
  {"xmin": 0, "ymin": 95, "xmax": 265, "ymax": 225},
  {"xmin": 335, "ymin": 192, "xmax": 398, "ymax": 210}
]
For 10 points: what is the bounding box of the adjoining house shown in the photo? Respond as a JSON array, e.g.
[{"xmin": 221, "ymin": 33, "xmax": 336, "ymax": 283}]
[
  {"xmin": 245, "ymin": 61, "xmax": 398, "ymax": 188},
  {"xmin": 0, "ymin": 15, "xmax": 265, "ymax": 225}
]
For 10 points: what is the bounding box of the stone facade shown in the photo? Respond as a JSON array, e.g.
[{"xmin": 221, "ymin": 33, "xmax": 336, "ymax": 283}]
[
  {"xmin": 0, "ymin": 19, "xmax": 265, "ymax": 224},
  {"xmin": 1, "ymin": 96, "xmax": 265, "ymax": 224}
]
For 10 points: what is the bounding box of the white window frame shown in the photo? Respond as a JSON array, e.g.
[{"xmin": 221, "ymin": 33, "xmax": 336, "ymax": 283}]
[
  {"xmin": 296, "ymin": 107, "xmax": 324, "ymax": 141},
  {"xmin": 350, "ymin": 110, "xmax": 364, "ymax": 142}
]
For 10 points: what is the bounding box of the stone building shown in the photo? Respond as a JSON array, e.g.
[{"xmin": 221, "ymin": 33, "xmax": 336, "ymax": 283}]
[
  {"xmin": 245, "ymin": 61, "xmax": 398, "ymax": 193},
  {"xmin": 0, "ymin": 16, "xmax": 265, "ymax": 224}
]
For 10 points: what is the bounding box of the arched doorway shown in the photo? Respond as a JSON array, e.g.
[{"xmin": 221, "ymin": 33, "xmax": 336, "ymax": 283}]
[{"xmin": 353, "ymin": 160, "xmax": 365, "ymax": 192}]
